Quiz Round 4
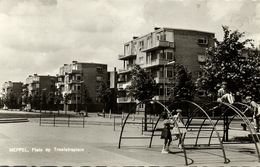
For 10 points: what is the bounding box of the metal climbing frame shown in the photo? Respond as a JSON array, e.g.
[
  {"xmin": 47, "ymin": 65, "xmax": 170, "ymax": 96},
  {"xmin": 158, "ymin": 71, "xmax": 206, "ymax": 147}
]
[
  {"xmin": 149, "ymin": 100, "xmax": 229, "ymax": 165},
  {"xmin": 118, "ymin": 99, "xmax": 192, "ymax": 165},
  {"xmin": 118, "ymin": 99, "xmax": 170, "ymax": 149},
  {"xmin": 118, "ymin": 99, "xmax": 260, "ymax": 165},
  {"xmin": 204, "ymin": 101, "xmax": 260, "ymax": 162}
]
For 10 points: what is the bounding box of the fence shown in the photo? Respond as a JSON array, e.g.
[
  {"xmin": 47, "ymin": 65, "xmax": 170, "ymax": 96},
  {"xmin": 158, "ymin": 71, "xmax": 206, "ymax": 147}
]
[
  {"xmin": 39, "ymin": 115, "xmax": 85, "ymax": 128},
  {"xmin": 113, "ymin": 115, "xmax": 156, "ymax": 134}
]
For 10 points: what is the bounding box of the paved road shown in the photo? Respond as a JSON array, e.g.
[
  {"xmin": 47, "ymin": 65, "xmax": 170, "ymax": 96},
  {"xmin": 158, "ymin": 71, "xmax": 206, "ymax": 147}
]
[{"xmin": 0, "ymin": 116, "xmax": 259, "ymax": 166}]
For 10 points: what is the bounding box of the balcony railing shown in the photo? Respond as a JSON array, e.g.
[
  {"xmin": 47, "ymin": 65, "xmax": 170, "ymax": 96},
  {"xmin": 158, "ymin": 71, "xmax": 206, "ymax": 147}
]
[
  {"xmin": 117, "ymin": 96, "xmax": 135, "ymax": 103},
  {"xmin": 142, "ymin": 59, "xmax": 169, "ymax": 68},
  {"xmin": 67, "ymin": 69, "xmax": 81, "ymax": 74},
  {"xmin": 68, "ymin": 80, "xmax": 83, "ymax": 84},
  {"xmin": 154, "ymin": 76, "xmax": 165, "ymax": 83},
  {"xmin": 118, "ymin": 64, "xmax": 134, "ymax": 73},
  {"xmin": 142, "ymin": 40, "xmax": 174, "ymax": 52},
  {"xmin": 118, "ymin": 77, "xmax": 125, "ymax": 82},
  {"xmin": 153, "ymin": 95, "xmax": 169, "ymax": 101},
  {"xmin": 117, "ymin": 81, "xmax": 131, "ymax": 89},
  {"xmin": 66, "ymin": 89, "xmax": 80, "ymax": 94}
]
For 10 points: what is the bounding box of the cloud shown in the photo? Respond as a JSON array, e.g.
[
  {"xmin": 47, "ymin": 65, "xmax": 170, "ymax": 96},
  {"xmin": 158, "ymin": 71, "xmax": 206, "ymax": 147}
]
[{"xmin": 0, "ymin": 0, "xmax": 259, "ymax": 86}]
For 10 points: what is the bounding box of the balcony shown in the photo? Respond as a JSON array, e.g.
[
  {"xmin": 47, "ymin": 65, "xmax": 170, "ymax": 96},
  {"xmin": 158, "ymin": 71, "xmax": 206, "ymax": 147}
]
[
  {"xmin": 67, "ymin": 69, "xmax": 81, "ymax": 74},
  {"xmin": 55, "ymin": 82, "xmax": 64, "ymax": 87},
  {"xmin": 118, "ymin": 77, "xmax": 125, "ymax": 83},
  {"xmin": 117, "ymin": 97, "xmax": 135, "ymax": 103},
  {"xmin": 154, "ymin": 76, "xmax": 165, "ymax": 83},
  {"xmin": 153, "ymin": 95, "xmax": 169, "ymax": 101},
  {"xmin": 118, "ymin": 64, "xmax": 134, "ymax": 74},
  {"xmin": 117, "ymin": 81, "xmax": 131, "ymax": 89},
  {"xmin": 118, "ymin": 53, "xmax": 137, "ymax": 60},
  {"xmin": 142, "ymin": 41, "xmax": 174, "ymax": 52},
  {"xmin": 68, "ymin": 80, "xmax": 83, "ymax": 84},
  {"xmin": 66, "ymin": 89, "xmax": 80, "ymax": 94},
  {"xmin": 142, "ymin": 59, "xmax": 169, "ymax": 68}
]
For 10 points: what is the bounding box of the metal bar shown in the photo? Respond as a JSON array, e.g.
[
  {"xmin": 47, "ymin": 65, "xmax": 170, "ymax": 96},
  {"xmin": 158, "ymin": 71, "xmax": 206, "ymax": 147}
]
[
  {"xmin": 114, "ymin": 116, "xmax": 116, "ymax": 131},
  {"xmin": 39, "ymin": 115, "xmax": 41, "ymax": 126},
  {"xmin": 121, "ymin": 136, "xmax": 151, "ymax": 139},
  {"xmin": 181, "ymin": 100, "xmax": 229, "ymax": 164},
  {"xmin": 83, "ymin": 116, "xmax": 85, "ymax": 128},
  {"xmin": 141, "ymin": 118, "xmax": 143, "ymax": 135},
  {"xmin": 68, "ymin": 115, "xmax": 70, "ymax": 127},
  {"xmin": 53, "ymin": 115, "xmax": 56, "ymax": 127},
  {"xmin": 195, "ymin": 118, "xmax": 207, "ymax": 146}
]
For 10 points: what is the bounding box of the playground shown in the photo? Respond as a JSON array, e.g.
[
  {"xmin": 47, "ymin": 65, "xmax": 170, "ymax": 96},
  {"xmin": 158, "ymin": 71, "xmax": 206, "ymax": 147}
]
[
  {"xmin": 118, "ymin": 99, "xmax": 260, "ymax": 166},
  {"xmin": 0, "ymin": 99, "xmax": 260, "ymax": 166}
]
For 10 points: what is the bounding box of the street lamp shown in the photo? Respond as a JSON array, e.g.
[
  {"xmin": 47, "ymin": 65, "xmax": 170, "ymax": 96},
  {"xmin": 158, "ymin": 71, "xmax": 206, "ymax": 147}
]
[{"xmin": 164, "ymin": 61, "xmax": 175, "ymax": 105}]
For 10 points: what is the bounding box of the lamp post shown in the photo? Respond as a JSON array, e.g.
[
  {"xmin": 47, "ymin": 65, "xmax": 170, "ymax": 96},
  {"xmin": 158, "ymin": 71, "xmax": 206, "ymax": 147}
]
[{"xmin": 163, "ymin": 61, "xmax": 175, "ymax": 105}]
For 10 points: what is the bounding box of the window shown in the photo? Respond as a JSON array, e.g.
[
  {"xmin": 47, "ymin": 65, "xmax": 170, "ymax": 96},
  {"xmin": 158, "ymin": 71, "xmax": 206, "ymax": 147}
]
[
  {"xmin": 96, "ymin": 67, "xmax": 103, "ymax": 72},
  {"xmin": 160, "ymin": 68, "xmax": 164, "ymax": 77},
  {"xmin": 77, "ymin": 76, "xmax": 81, "ymax": 80},
  {"xmin": 166, "ymin": 52, "xmax": 173, "ymax": 60},
  {"xmin": 157, "ymin": 35, "xmax": 160, "ymax": 40},
  {"xmin": 139, "ymin": 57, "xmax": 144, "ymax": 64},
  {"xmin": 139, "ymin": 40, "xmax": 144, "ymax": 49},
  {"xmin": 166, "ymin": 67, "xmax": 173, "ymax": 78},
  {"xmin": 159, "ymin": 52, "xmax": 165, "ymax": 60},
  {"xmin": 197, "ymin": 37, "xmax": 208, "ymax": 45},
  {"xmin": 159, "ymin": 85, "xmax": 164, "ymax": 96},
  {"xmin": 96, "ymin": 76, "xmax": 103, "ymax": 81},
  {"xmin": 77, "ymin": 85, "xmax": 81, "ymax": 90}
]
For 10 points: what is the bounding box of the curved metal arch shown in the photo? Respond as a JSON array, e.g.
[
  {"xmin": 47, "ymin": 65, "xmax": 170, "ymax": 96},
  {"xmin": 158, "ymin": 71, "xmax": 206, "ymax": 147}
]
[
  {"xmin": 149, "ymin": 100, "xmax": 228, "ymax": 164},
  {"xmin": 206, "ymin": 101, "xmax": 260, "ymax": 162},
  {"xmin": 118, "ymin": 99, "xmax": 171, "ymax": 149},
  {"xmin": 180, "ymin": 100, "xmax": 228, "ymax": 164},
  {"xmin": 228, "ymin": 102, "xmax": 252, "ymax": 125}
]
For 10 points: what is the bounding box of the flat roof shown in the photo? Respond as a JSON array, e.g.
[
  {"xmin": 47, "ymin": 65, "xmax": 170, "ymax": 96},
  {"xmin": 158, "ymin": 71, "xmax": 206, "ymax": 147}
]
[{"xmin": 125, "ymin": 27, "xmax": 215, "ymax": 44}]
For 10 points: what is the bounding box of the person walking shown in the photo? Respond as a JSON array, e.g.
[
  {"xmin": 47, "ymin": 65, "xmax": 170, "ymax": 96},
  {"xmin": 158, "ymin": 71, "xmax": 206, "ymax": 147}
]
[
  {"xmin": 245, "ymin": 96, "xmax": 260, "ymax": 132},
  {"xmin": 160, "ymin": 112, "xmax": 173, "ymax": 153}
]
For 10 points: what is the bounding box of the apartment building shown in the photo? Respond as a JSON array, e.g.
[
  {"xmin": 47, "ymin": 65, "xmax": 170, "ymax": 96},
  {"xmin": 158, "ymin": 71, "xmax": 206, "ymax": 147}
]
[
  {"xmin": 57, "ymin": 61, "xmax": 108, "ymax": 112},
  {"xmin": 25, "ymin": 74, "xmax": 57, "ymax": 110},
  {"xmin": 1, "ymin": 81, "xmax": 23, "ymax": 109},
  {"xmin": 117, "ymin": 27, "xmax": 215, "ymax": 109},
  {"xmin": 26, "ymin": 74, "xmax": 57, "ymax": 96},
  {"xmin": 107, "ymin": 67, "xmax": 118, "ymax": 113}
]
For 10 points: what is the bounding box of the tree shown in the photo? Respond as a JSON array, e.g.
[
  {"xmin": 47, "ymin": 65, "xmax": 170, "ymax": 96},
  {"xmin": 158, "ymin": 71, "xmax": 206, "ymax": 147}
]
[
  {"xmin": 63, "ymin": 93, "xmax": 70, "ymax": 114},
  {"xmin": 128, "ymin": 64, "xmax": 157, "ymax": 131},
  {"xmin": 54, "ymin": 88, "xmax": 63, "ymax": 115},
  {"xmin": 169, "ymin": 64, "xmax": 195, "ymax": 101},
  {"xmin": 198, "ymin": 26, "xmax": 260, "ymax": 101},
  {"xmin": 97, "ymin": 81, "xmax": 112, "ymax": 117}
]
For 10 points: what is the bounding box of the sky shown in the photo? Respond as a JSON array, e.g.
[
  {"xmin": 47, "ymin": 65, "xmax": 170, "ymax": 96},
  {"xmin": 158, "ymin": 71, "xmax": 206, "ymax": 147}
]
[{"xmin": 0, "ymin": 0, "xmax": 260, "ymax": 85}]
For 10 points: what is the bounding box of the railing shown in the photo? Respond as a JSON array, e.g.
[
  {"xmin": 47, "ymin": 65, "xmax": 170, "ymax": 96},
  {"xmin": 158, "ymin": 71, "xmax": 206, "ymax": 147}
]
[
  {"xmin": 39, "ymin": 115, "xmax": 85, "ymax": 128},
  {"xmin": 143, "ymin": 41, "xmax": 174, "ymax": 51},
  {"xmin": 142, "ymin": 59, "xmax": 168, "ymax": 68},
  {"xmin": 117, "ymin": 97, "xmax": 135, "ymax": 103},
  {"xmin": 113, "ymin": 115, "xmax": 156, "ymax": 133}
]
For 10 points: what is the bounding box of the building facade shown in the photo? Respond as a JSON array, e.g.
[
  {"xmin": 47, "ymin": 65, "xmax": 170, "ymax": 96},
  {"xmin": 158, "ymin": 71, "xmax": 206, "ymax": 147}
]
[
  {"xmin": 25, "ymin": 74, "xmax": 57, "ymax": 110},
  {"xmin": 1, "ymin": 81, "xmax": 23, "ymax": 109},
  {"xmin": 57, "ymin": 61, "xmax": 108, "ymax": 112},
  {"xmin": 117, "ymin": 27, "xmax": 215, "ymax": 110}
]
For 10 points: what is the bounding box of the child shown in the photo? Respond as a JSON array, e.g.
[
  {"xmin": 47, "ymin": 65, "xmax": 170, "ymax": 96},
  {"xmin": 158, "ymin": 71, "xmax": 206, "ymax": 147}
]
[
  {"xmin": 160, "ymin": 112, "xmax": 172, "ymax": 153},
  {"xmin": 245, "ymin": 96, "xmax": 260, "ymax": 132},
  {"xmin": 172, "ymin": 109, "xmax": 187, "ymax": 149}
]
